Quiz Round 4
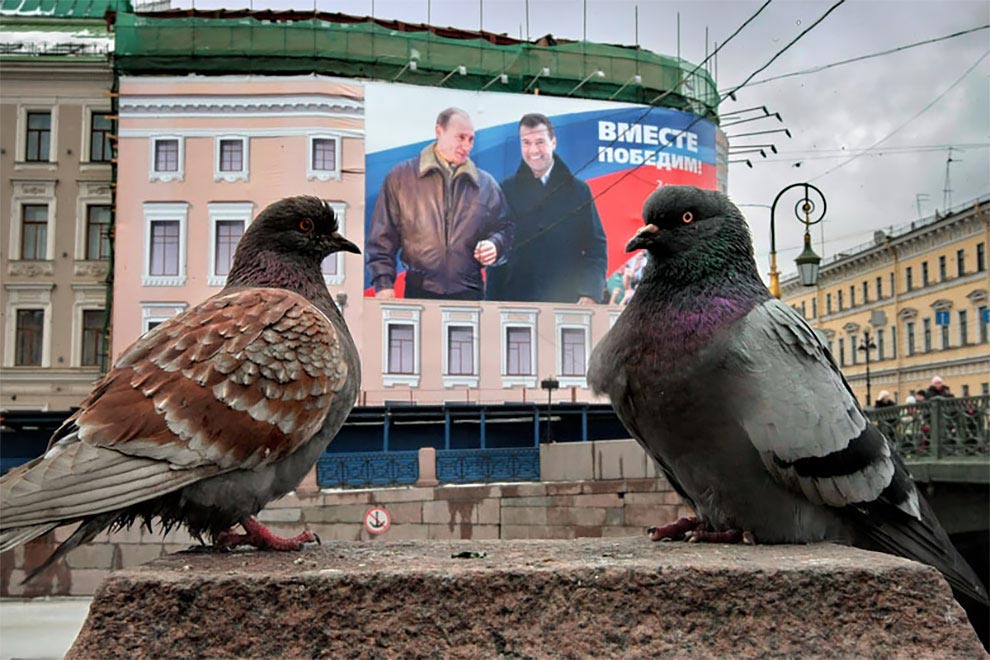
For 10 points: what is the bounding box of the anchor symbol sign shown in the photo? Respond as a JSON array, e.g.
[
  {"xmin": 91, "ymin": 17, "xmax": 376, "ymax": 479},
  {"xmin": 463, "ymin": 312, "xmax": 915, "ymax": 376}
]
[{"xmin": 364, "ymin": 507, "xmax": 391, "ymax": 534}]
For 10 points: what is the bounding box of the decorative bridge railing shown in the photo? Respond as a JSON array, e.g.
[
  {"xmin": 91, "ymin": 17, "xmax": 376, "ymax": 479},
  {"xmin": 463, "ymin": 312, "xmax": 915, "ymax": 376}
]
[
  {"xmin": 866, "ymin": 396, "xmax": 990, "ymax": 460},
  {"xmin": 3, "ymin": 399, "xmax": 987, "ymax": 488}
]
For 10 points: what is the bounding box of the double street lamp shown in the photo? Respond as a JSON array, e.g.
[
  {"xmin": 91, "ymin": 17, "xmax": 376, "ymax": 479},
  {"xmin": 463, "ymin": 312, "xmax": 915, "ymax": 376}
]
[{"xmin": 768, "ymin": 183, "xmax": 827, "ymax": 298}]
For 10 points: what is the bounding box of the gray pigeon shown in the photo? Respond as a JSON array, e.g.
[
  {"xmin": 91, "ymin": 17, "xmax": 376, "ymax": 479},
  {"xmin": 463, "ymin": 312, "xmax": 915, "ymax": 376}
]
[
  {"xmin": 1, "ymin": 196, "xmax": 361, "ymax": 580},
  {"xmin": 588, "ymin": 185, "xmax": 987, "ymax": 610}
]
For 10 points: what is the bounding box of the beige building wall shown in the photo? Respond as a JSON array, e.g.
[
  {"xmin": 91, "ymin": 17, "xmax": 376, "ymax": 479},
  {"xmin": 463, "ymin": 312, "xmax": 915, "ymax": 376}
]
[
  {"xmin": 0, "ymin": 59, "xmax": 113, "ymax": 410},
  {"xmin": 112, "ymin": 75, "xmax": 368, "ymax": 361},
  {"xmin": 782, "ymin": 198, "xmax": 990, "ymax": 405}
]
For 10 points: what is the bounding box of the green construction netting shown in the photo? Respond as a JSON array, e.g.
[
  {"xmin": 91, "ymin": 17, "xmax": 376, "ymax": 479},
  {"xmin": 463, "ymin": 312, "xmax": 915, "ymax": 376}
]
[
  {"xmin": 114, "ymin": 12, "xmax": 719, "ymax": 120},
  {"xmin": 0, "ymin": 0, "xmax": 128, "ymax": 18}
]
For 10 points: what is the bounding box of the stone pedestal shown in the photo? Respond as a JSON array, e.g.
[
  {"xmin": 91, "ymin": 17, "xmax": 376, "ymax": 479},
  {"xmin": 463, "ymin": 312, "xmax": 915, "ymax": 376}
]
[
  {"xmin": 416, "ymin": 446, "xmax": 439, "ymax": 487},
  {"xmin": 67, "ymin": 539, "xmax": 984, "ymax": 658}
]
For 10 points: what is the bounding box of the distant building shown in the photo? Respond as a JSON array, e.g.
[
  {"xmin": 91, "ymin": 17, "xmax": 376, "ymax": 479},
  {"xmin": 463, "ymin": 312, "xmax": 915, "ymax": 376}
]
[
  {"xmin": 0, "ymin": 3, "xmax": 114, "ymax": 410},
  {"xmin": 781, "ymin": 198, "xmax": 990, "ymax": 405}
]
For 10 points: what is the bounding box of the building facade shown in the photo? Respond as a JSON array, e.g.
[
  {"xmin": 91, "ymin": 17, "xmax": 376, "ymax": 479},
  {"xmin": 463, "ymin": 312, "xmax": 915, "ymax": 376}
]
[
  {"xmin": 112, "ymin": 75, "xmax": 628, "ymax": 407},
  {"xmin": 0, "ymin": 12, "xmax": 114, "ymax": 410},
  {"xmin": 781, "ymin": 198, "xmax": 990, "ymax": 406}
]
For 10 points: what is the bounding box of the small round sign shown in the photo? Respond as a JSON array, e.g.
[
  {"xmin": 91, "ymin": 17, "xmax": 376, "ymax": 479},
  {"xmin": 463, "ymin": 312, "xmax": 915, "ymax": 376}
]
[{"xmin": 364, "ymin": 506, "xmax": 391, "ymax": 534}]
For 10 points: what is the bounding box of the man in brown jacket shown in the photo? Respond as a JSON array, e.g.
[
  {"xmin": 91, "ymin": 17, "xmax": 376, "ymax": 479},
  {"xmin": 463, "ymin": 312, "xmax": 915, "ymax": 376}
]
[{"xmin": 366, "ymin": 107, "xmax": 512, "ymax": 300}]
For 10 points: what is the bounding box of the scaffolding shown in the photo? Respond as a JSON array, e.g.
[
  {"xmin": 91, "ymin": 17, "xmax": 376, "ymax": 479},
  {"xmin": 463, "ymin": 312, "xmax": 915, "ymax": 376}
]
[{"xmin": 112, "ymin": 9, "xmax": 720, "ymax": 121}]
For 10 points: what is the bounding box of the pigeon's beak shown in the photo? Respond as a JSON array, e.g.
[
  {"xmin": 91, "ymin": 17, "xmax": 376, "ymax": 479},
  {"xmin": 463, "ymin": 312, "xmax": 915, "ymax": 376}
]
[
  {"xmin": 625, "ymin": 224, "xmax": 659, "ymax": 252},
  {"xmin": 332, "ymin": 232, "xmax": 362, "ymax": 255}
]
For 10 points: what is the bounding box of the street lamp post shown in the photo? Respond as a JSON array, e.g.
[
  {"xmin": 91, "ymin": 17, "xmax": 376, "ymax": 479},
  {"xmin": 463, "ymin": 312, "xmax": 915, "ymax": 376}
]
[
  {"xmin": 540, "ymin": 377, "xmax": 559, "ymax": 443},
  {"xmin": 768, "ymin": 183, "xmax": 827, "ymax": 298},
  {"xmin": 858, "ymin": 330, "xmax": 878, "ymax": 406}
]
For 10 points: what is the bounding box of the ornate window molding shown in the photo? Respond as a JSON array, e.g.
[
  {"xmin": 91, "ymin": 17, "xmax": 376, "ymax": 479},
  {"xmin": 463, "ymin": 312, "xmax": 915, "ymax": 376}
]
[
  {"xmin": 70, "ymin": 283, "xmax": 106, "ymax": 368},
  {"xmin": 149, "ymin": 135, "xmax": 184, "ymax": 182},
  {"xmin": 9, "ymin": 181, "xmax": 56, "ymax": 266},
  {"xmin": 80, "ymin": 102, "xmax": 113, "ymax": 167},
  {"xmin": 307, "ymin": 134, "xmax": 342, "ymax": 181},
  {"xmin": 213, "ymin": 135, "xmax": 249, "ymax": 182},
  {"xmin": 142, "ymin": 202, "xmax": 189, "ymax": 287},
  {"xmin": 16, "ymin": 104, "xmax": 57, "ymax": 165},
  {"xmin": 74, "ymin": 181, "xmax": 112, "ymax": 261},
  {"xmin": 381, "ymin": 304, "xmax": 422, "ymax": 387},
  {"xmin": 554, "ymin": 309, "xmax": 593, "ymax": 389},
  {"xmin": 3, "ymin": 283, "xmax": 54, "ymax": 368},
  {"xmin": 500, "ymin": 308, "xmax": 539, "ymax": 389},
  {"xmin": 440, "ymin": 306, "xmax": 480, "ymax": 388},
  {"xmin": 207, "ymin": 202, "xmax": 254, "ymax": 287}
]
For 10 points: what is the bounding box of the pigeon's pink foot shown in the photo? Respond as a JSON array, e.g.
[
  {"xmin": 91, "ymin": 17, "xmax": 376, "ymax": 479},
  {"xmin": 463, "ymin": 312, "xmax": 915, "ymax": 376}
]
[
  {"xmin": 647, "ymin": 516, "xmax": 701, "ymax": 541},
  {"xmin": 686, "ymin": 528, "xmax": 757, "ymax": 545},
  {"xmin": 217, "ymin": 516, "xmax": 319, "ymax": 551}
]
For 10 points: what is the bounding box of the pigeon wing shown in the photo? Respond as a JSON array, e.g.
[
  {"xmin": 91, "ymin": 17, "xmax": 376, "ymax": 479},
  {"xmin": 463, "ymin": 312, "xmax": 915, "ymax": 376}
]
[
  {"xmin": 1, "ymin": 288, "xmax": 349, "ymax": 532},
  {"xmin": 728, "ymin": 298, "xmax": 987, "ymax": 604},
  {"xmin": 727, "ymin": 297, "xmax": 912, "ymax": 515}
]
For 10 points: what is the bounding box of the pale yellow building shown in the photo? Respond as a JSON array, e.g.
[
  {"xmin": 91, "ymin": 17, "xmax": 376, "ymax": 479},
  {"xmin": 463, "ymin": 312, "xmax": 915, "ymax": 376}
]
[{"xmin": 781, "ymin": 196, "xmax": 990, "ymax": 406}]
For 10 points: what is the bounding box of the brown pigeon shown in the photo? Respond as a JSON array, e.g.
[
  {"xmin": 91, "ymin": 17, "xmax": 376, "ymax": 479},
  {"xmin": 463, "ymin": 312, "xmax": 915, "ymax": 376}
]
[{"xmin": 1, "ymin": 196, "xmax": 361, "ymax": 580}]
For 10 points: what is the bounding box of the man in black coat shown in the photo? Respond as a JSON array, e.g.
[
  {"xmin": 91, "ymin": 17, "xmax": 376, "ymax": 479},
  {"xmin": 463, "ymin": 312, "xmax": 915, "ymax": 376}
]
[{"xmin": 486, "ymin": 113, "xmax": 607, "ymax": 304}]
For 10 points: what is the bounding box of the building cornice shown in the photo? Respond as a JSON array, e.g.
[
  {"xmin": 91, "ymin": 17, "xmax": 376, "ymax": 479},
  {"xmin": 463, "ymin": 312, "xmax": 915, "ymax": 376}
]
[
  {"xmin": 781, "ymin": 198, "xmax": 989, "ymax": 293},
  {"xmin": 119, "ymin": 94, "xmax": 364, "ymax": 118}
]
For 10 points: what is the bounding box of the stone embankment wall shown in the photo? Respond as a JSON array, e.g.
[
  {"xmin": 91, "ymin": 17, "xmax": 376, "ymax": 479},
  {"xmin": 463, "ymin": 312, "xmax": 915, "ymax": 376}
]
[{"xmin": 2, "ymin": 439, "xmax": 691, "ymax": 597}]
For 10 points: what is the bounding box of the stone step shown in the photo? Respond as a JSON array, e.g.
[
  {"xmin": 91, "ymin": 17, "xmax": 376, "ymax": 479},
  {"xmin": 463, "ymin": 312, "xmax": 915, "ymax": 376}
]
[{"xmin": 67, "ymin": 538, "xmax": 983, "ymax": 658}]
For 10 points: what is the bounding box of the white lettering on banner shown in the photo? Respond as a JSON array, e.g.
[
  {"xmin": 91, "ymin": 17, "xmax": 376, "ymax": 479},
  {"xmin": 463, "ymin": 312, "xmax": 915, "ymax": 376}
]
[
  {"xmin": 598, "ymin": 146, "xmax": 703, "ymax": 174},
  {"xmin": 598, "ymin": 120, "xmax": 700, "ymax": 152},
  {"xmin": 596, "ymin": 120, "xmax": 703, "ymax": 174}
]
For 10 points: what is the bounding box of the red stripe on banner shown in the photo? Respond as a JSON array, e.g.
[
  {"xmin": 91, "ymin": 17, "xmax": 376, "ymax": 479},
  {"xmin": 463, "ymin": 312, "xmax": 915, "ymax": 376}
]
[
  {"xmin": 364, "ymin": 271, "xmax": 407, "ymax": 298},
  {"xmin": 588, "ymin": 163, "xmax": 717, "ymax": 276}
]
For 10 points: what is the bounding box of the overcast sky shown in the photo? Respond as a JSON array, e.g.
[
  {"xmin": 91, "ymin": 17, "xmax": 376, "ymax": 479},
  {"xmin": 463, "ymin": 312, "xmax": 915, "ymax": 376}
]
[{"xmin": 169, "ymin": 0, "xmax": 989, "ymax": 280}]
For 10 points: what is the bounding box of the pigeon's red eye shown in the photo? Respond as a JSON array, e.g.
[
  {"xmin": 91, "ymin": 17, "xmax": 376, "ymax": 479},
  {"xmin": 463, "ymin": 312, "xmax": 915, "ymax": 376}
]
[
  {"xmin": 681, "ymin": 212, "xmax": 694, "ymax": 224},
  {"xmin": 299, "ymin": 218, "xmax": 315, "ymax": 233}
]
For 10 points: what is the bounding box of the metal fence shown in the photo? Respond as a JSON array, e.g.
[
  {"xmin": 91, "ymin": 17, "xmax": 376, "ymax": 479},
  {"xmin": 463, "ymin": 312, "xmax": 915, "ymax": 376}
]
[
  {"xmin": 315, "ymin": 450, "xmax": 419, "ymax": 488},
  {"xmin": 867, "ymin": 396, "xmax": 989, "ymax": 459},
  {"xmin": 436, "ymin": 447, "xmax": 540, "ymax": 484}
]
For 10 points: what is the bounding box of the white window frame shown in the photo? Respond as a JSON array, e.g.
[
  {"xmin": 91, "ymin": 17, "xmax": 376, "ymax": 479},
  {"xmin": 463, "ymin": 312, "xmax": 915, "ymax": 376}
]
[
  {"xmin": 3, "ymin": 283, "xmax": 54, "ymax": 368},
  {"xmin": 213, "ymin": 135, "xmax": 249, "ymax": 182},
  {"xmin": 208, "ymin": 202, "xmax": 254, "ymax": 287},
  {"xmin": 142, "ymin": 202, "xmax": 189, "ymax": 286},
  {"xmin": 381, "ymin": 304, "xmax": 421, "ymax": 387},
  {"xmin": 9, "ymin": 182, "xmax": 56, "ymax": 262},
  {"xmin": 81, "ymin": 103, "xmax": 113, "ymax": 167},
  {"xmin": 440, "ymin": 306, "xmax": 480, "ymax": 388},
  {"xmin": 307, "ymin": 134, "xmax": 342, "ymax": 181},
  {"xmin": 70, "ymin": 283, "xmax": 106, "ymax": 368},
  {"xmin": 555, "ymin": 309, "xmax": 592, "ymax": 388},
  {"xmin": 321, "ymin": 200, "xmax": 348, "ymax": 286},
  {"xmin": 149, "ymin": 135, "xmax": 184, "ymax": 182},
  {"xmin": 17, "ymin": 104, "xmax": 57, "ymax": 165},
  {"xmin": 500, "ymin": 308, "xmax": 538, "ymax": 388},
  {"xmin": 141, "ymin": 302, "xmax": 188, "ymax": 334},
  {"xmin": 74, "ymin": 183, "xmax": 112, "ymax": 261}
]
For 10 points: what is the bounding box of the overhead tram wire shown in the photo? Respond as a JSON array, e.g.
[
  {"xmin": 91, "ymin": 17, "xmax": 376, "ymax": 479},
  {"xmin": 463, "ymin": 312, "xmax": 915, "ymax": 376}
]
[
  {"xmin": 501, "ymin": 0, "xmax": 776, "ymax": 254},
  {"xmin": 810, "ymin": 49, "xmax": 990, "ymax": 182},
  {"xmin": 582, "ymin": 0, "xmax": 848, "ymax": 210},
  {"xmin": 724, "ymin": 25, "xmax": 989, "ymax": 91}
]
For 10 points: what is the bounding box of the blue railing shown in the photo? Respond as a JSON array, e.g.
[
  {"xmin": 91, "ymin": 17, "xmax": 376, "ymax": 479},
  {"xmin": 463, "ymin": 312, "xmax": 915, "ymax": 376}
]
[
  {"xmin": 436, "ymin": 447, "xmax": 540, "ymax": 484},
  {"xmin": 316, "ymin": 450, "xmax": 419, "ymax": 488}
]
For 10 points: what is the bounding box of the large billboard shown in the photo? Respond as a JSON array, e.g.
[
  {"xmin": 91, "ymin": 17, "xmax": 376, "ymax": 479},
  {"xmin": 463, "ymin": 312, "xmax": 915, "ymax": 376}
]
[{"xmin": 364, "ymin": 82, "xmax": 718, "ymax": 303}]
